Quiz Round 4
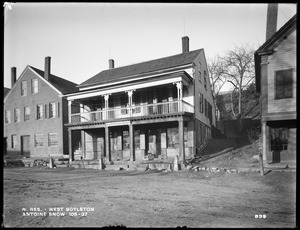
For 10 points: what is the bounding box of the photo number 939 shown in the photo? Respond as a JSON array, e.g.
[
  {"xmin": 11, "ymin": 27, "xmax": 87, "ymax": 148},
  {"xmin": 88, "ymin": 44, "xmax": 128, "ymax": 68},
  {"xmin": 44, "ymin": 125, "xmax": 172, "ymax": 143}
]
[{"xmin": 255, "ymin": 214, "xmax": 267, "ymax": 219}]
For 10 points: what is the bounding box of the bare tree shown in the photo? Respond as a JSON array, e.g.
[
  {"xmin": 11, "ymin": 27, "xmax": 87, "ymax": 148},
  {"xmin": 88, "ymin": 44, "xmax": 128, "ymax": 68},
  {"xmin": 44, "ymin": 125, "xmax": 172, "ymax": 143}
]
[
  {"xmin": 221, "ymin": 44, "xmax": 256, "ymax": 120},
  {"xmin": 207, "ymin": 55, "xmax": 227, "ymax": 97}
]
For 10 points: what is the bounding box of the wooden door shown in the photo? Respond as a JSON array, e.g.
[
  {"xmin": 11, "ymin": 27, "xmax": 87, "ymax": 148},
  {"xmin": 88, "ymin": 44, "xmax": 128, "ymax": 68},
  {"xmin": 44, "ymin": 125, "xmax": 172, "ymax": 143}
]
[
  {"xmin": 148, "ymin": 129, "xmax": 156, "ymax": 156},
  {"xmin": 21, "ymin": 135, "xmax": 31, "ymax": 156}
]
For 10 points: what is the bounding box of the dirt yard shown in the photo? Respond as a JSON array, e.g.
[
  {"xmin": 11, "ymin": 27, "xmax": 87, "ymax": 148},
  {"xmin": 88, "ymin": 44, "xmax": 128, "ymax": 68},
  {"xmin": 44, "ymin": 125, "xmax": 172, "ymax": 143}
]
[{"xmin": 3, "ymin": 166, "xmax": 296, "ymax": 228}]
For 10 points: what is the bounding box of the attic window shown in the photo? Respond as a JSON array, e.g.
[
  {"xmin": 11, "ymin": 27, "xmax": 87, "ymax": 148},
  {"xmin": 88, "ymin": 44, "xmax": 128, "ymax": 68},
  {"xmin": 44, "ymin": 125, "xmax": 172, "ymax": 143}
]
[
  {"xmin": 21, "ymin": 81, "xmax": 27, "ymax": 96},
  {"xmin": 275, "ymin": 69, "xmax": 293, "ymax": 100},
  {"xmin": 31, "ymin": 79, "xmax": 38, "ymax": 94}
]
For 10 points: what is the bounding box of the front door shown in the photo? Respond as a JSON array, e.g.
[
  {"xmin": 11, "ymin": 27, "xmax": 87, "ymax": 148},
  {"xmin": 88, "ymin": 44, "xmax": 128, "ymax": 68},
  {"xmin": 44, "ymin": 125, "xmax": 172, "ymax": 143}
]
[
  {"xmin": 21, "ymin": 135, "xmax": 31, "ymax": 157},
  {"xmin": 148, "ymin": 128, "xmax": 156, "ymax": 156}
]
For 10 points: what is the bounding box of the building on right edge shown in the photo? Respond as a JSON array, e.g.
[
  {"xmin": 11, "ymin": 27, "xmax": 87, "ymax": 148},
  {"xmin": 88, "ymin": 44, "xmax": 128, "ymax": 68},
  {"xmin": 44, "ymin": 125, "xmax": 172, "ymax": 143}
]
[{"xmin": 254, "ymin": 13, "xmax": 297, "ymax": 166}]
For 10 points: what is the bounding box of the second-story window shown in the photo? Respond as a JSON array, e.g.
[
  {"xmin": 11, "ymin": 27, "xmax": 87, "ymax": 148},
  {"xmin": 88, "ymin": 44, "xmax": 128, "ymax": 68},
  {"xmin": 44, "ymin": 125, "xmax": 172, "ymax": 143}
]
[
  {"xmin": 31, "ymin": 79, "xmax": 38, "ymax": 94},
  {"xmin": 49, "ymin": 102, "xmax": 57, "ymax": 118},
  {"xmin": 275, "ymin": 69, "xmax": 293, "ymax": 100},
  {"xmin": 21, "ymin": 81, "xmax": 27, "ymax": 96},
  {"xmin": 14, "ymin": 108, "xmax": 20, "ymax": 123},
  {"xmin": 204, "ymin": 70, "xmax": 207, "ymax": 90},
  {"xmin": 5, "ymin": 110, "xmax": 11, "ymax": 124},
  {"xmin": 199, "ymin": 93, "xmax": 204, "ymax": 113},
  {"xmin": 24, "ymin": 106, "xmax": 30, "ymax": 121},
  {"xmin": 37, "ymin": 105, "xmax": 43, "ymax": 120}
]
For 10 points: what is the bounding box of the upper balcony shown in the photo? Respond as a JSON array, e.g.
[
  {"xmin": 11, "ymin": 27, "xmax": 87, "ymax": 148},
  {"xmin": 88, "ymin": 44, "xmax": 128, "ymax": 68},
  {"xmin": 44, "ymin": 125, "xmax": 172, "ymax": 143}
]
[{"xmin": 69, "ymin": 100, "xmax": 194, "ymax": 124}]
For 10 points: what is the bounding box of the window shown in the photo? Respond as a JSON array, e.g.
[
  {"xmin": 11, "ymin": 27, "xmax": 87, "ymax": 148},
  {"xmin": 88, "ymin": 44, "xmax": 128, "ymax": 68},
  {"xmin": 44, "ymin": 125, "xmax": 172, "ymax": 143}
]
[
  {"xmin": 275, "ymin": 69, "xmax": 293, "ymax": 99},
  {"xmin": 204, "ymin": 70, "xmax": 207, "ymax": 90},
  {"xmin": 199, "ymin": 93, "xmax": 204, "ymax": 113},
  {"xmin": 49, "ymin": 102, "xmax": 57, "ymax": 118},
  {"xmin": 48, "ymin": 133, "xmax": 58, "ymax": 146},
  {"xmin": 204, "ymin": 99, "xmax": 208, "ymax": 117},
  {"xmin": 14, "ymin": 108, "xmax": 20, "ymax": 123},
  {"xmin": 35, "ymin": 134, "xmax": 44, "ymax": 147},
  {"xmin": 37, "ymin": 105, "xmax": 43, "ymax": 120},
  {"xmin": 167, "ymin": 127, "xmax": 179, "ymax": 148},
  {"xmin": 199, "ymin": 71, "xmax": 202, "ymax": 82},
  {"xmin": 24, "ymin": 107, "xmax": 30, "ymax": 121},
  {"xmin": 123, "ymin": 130, "xmax": 130, "ymax": 150},
  {"xmin": 270, "ymin": 128, "xmax": 288, "ymax": 151},
  {"xmin": 21, "ymin": 81, "xmax": 27, "ymax": 96},
  {"xmin": 134, "ymin": 130, "xmax": 140, "ymax": 150},
  {"xmin": 31, "ymin": 79, "xmax": 38, "ymax": 94},
  {"xmin": 11, "ymin": 135, "xmax": 17, "ymax": 148},
  {"xmin": 5, "ymin": 110, "xmax": 11, "ymax": 124}
]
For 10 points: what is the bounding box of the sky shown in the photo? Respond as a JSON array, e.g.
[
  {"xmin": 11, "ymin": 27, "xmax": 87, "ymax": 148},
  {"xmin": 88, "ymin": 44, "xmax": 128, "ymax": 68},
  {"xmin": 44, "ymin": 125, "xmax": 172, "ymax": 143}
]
[{"xmin": 3, "ymin": 3, "xmax": 297, "ymax": 91}]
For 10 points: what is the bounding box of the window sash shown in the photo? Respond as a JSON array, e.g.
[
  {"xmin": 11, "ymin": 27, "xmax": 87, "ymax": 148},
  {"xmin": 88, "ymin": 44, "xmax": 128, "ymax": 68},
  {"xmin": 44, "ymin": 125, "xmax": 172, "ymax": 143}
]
[
  {"xmin": 5, "ymin": 110, "xmax": 11, "ymax": 124},
  {"xmin": 48, "ymin": 133, "xmax": 58, "ymax": 146},
  {"xmin": 21, "ymin": 81, "xmax": 27, "ymax": 96},
  {"xmin": 35, "ymin": 134, "xmax": 44, "ymax": 147},
  {"xmin": 31, "ymin": 79, "xmax": 38, "ymax": 94},
  {"xmin": 37, "ymin": 105, "xmax": 43, "ymax": 120},
  {"xmin": 24, "ymin": 107, "xmax": 30, "ymax": 121},
  {"xmin": 11, "ymin": 135, "xmax": 17, "ymax": 148},
  {"xmin": 49, "ymin": 103, "xmax": 57, "ymax": 118},
  {"xmin": 275, "ymin": 69, "xmax": 293, "ymax": 99},
  {"xmin": 14, "ymin": 108, "xmax": 20, "ymax": 123}
]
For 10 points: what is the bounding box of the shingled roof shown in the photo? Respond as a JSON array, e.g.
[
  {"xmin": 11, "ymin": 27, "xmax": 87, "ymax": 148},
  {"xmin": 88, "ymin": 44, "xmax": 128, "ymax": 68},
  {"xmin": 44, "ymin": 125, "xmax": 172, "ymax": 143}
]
[
  {"xmin": 79, "ymin": 49, "xmax": 203, "ymax": 88},
  {"xmin": 29, "ymin": 66, "xmax": 78, "ymax": 94}
]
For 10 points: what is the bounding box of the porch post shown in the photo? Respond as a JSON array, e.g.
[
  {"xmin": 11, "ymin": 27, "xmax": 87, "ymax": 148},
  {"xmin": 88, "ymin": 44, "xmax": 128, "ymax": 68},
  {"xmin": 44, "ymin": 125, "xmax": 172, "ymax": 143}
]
[
  {"xmin": 105, "ymin": 126, "xmax": 111, "ymax": 161},
  {"xmin": 262, "ymin": 121, "xmax": 268, "ymax": 164},
  {"xmin": 178, "ymin": 118, "xmax": 185, "ymax": 162},
  {"xmin": 68, "ymin": 99, "xmax": 73, "ymax": 123},
  {"xmin": 104, "ymin": 94, "xmax": 110, "ymax": 120},
  {"xmin": 126, "ymin": 90, "xmax": 134, "ymax": 117},
  {"xmin": 68, "ymin": 129, "xmax": 73, "ymax": 163},
  {"xmin": 175, "ymin": 82, "xmax": 183, "ymax": 112},
  {"xmin": 129, "ymin": 123, "xmax": 135, "ymax": 161}
]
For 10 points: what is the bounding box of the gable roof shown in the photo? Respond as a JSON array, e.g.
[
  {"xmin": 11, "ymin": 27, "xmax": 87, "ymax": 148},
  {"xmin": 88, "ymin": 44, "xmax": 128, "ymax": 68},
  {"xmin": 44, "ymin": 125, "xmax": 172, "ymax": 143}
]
[
  {"xmin": 255, "ymin": 14, "xmax": 297, "ymax": 92},
  {"xmin": 79, "ymin": 49, "xmax": 203, "ymax": 88},
  {"xmin": 29, "ymin": 66, "xmax": 79, "ymax": 94}
]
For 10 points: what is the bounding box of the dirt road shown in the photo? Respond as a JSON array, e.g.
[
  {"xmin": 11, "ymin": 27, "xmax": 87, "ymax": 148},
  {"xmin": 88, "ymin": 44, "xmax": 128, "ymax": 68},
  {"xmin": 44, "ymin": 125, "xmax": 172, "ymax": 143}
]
[{"xmin": 3, "ymin": 167, "xmax": 296, "ymax": 228}]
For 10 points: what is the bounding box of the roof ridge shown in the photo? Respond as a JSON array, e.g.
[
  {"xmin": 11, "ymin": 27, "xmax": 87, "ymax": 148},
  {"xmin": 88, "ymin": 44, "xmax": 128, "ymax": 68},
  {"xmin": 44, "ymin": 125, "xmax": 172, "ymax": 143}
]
[
  {"xmin": 102, "ymin": 49, "xmax": 203, "ymax": 72},
  {"xmin": 29, "ymin": 65, "xmax": 77, "ymax": 85},
  {"xmin": 79, "ymin": 49, "xmax": 203, "ymax": 87}
]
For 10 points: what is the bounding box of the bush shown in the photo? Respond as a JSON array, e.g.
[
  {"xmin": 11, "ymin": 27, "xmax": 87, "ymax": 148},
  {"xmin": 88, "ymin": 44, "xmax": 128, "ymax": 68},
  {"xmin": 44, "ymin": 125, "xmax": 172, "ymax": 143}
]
[{"xmin": 247, "ymin": 125, "xmax": 261, "ymax": 144}]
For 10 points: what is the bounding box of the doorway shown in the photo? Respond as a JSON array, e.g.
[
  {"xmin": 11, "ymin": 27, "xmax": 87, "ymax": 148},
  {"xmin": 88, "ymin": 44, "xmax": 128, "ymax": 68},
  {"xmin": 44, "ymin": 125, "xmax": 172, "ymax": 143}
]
[{"xmin": 21, "ymin": 135, "xmax": 31, "ymax": 157}]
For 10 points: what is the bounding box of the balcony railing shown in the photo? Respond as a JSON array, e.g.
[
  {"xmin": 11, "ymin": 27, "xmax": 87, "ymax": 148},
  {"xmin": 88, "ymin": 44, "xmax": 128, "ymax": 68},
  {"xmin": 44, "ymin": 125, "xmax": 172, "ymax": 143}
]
[{"xmin": 70, "ymin": 101, "xmax": 194, "ymax": 124}]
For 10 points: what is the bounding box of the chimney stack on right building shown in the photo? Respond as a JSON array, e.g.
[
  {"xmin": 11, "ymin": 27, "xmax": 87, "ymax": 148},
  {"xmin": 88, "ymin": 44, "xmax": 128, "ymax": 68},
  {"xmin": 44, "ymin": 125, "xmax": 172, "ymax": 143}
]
[
  {"xmin": 266, "ymin": 3, "xmax": 278, "ymax": 41},
  {"xmin": 182, "ymin": 36, "xmax": 189, "ymax": 53}
]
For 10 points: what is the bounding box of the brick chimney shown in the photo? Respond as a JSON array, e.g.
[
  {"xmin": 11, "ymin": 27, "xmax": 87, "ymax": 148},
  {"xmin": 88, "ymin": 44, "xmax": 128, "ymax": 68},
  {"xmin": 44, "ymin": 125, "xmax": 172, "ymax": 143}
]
[
  {"xmin": 266, "ymin": 3, "xmax": 278, "ymax": 41},
  {"xmin": 109, "ymin": 59, "xmax": 115, "ymax": 69},
  {"xmin": 44, "ymin": 56, "xmax": 51, "ymax": 81},
  {"xmin": 11, "ymin": 67, "xmax": 17, "ymax": 88},
  {"xmin": 182, "ymin": 36, "xmax": 189, "ymax": 53}
]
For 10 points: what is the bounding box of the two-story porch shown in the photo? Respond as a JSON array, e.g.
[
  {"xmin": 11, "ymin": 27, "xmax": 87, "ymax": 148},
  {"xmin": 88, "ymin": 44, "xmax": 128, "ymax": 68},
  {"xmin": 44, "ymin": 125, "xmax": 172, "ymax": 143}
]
[{"xmin": 66, "ymin": 72, "xmax": 196, "ymax": 163}]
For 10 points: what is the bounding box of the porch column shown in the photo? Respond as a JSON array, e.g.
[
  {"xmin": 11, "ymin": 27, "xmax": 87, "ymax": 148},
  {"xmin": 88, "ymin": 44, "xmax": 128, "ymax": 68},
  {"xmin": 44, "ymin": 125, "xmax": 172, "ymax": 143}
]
[
  {"xmin": 175, "ymin": 82, "xmax": 183, "ymax": 112},
  {"xmin": 178, "ymin": 118, "xmax": 185, "ymax": 162},
  {"xmin": 68, "ymin": 100, "xmax": 73, "ymax": 123},
  {"xmin": 68, "ymin": 129, "xmax": 73, "ymax": 163},
  {"xmin": 105, "ymin": 126, "xmax": 111, "ymax": 161},
  {"xmin": 262, "ymin": 121, "xmax": 269, "ymax": 164},
  {"xmin": 126, "ymin": 90, "xmax": 135, "ymax": 117},
  {"xmin": 129, "ymin": 123, "xmax": 135, "ymax": 161},
  {"xmin": 103, "ymin": 94, "xmax": 110, "ymax": 120}
]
